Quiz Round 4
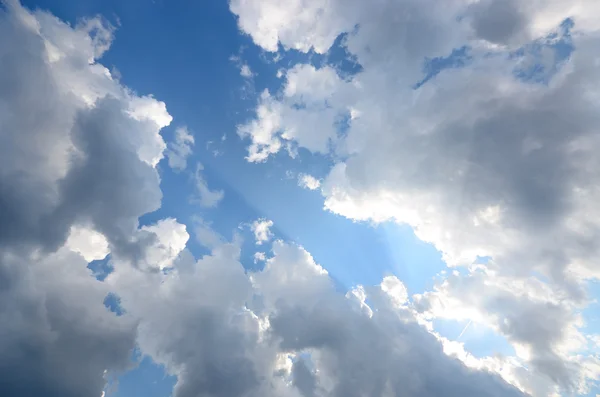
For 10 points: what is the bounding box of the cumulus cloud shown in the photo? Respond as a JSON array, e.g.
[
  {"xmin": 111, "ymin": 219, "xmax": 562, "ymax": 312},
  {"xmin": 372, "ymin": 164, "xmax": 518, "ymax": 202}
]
[
  {"xmin": 139, "ymin": 218, "xmax": 189, "ymax": 270},
  {"xmin": 0, "ymin": 248, "xmax": 137, "ymax": 397},
  {"xmin": 251, "ymin": 218, "xmax": 274, "ymax": 245},
  {"xmin": 107, "ymin": 227, "xmax": 527, "ymax": 397},
  {"xmin": 233, "ymin": 0, "xmax": 600, "ymax": 394},
  {"xmin": 0, "ymin": 2, "xmax": 175, "ymax": 394},
  {"xmin": 237, "ymin": 66, "xmax": 347, "ymax": 161},
  {"xmin": 65, "ymin": 225, "xmax": 110, "ymax": 262},
  {"xmin": 166, "ymin": 126, "xmax": 195, "ymax": 171},
  {"xmin": 298, "ymin": 173, "xmax": 321, "ymax": 190}
]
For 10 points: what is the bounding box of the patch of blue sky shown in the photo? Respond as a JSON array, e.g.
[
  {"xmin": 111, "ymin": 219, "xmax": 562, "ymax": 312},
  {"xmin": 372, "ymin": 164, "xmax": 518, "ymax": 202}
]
[
  {"xmin": 88, "ymin": 254, "xmax": 113, "ymax": 281},
  {"xmin": 580, "ymin": 280, "xmax": 600, "ymax": 342},
  {"xmin": 414, "ymin": 45, "xmax": 472, "ymax": 89},
  {"xmin": 433, "ymin": 318, "xmax": 516, "ymax": 359},
  {"xmin": 111, "ymin": 357, "xmax": 176, "ymax": 397},
  {"xmin": 511, "ymin": 18, "xmax": 574, "ymax": 84},
  {"xmin": 103, "ymin": 292, "xmax": 125, "ymax": 316}
]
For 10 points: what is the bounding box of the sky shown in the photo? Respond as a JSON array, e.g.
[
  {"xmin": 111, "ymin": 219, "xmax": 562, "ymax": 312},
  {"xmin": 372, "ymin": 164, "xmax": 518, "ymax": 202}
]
[{"xmin": 1, "ymin": 0, "xmax": 600, "ymax": 396}]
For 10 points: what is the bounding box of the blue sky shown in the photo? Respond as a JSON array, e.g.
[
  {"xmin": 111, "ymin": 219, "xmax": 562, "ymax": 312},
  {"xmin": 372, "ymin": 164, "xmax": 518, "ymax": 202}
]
[{"xmin": 4, "ymin": 0, "xmax": 600, "ymax": 396}]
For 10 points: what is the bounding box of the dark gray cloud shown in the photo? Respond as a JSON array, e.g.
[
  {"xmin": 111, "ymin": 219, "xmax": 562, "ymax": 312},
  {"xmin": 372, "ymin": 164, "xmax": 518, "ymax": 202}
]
[
  {"xmin": 467, "ymin": 0, "xmax": 528, "ymax": 44},
  {"xmin": 0, "ymin": 2, "xmax": 168, "ymax": 257},
  {"xmin": 0, "ymin": 249, "xmax": 136, "ymax": 397}
]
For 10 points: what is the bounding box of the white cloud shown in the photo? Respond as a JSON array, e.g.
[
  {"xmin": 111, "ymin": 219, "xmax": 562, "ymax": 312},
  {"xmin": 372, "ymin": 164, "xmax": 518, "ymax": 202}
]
[
  {"xmin": 229, "ymin": 0, "xmax": 356, "ymax": 53},
  {"xmin": 192, "ymin": 163, "xmax": 224, "ymax": 208},
  {"xmin": 251, "ymin": 218, "xmax": 274, "ymax": 245},
  {"xmin": 66, "ymin": 225, "xmax": 110, "ymax": 262},
  {"xmin": 380, "ymin": 275, "xmax": 409, "ymax": 307},
  {"xmin": 166, "ymin": 126, "xmax": 195, "ymax": 171},
  {"xmin": 237, "ymin": 65, "xmax": 347, "ymax": 160},
  {"xmin": 240, "ymin": 64, "xmax": 253, "ymax": 78},
  {"xmin": 107, "ymin": 227, "xmax": 528, "ymax": 397},
  {"xmin": 236, "ymin": 90, "xmax": 283, "ymax": 162},
  {"xmin": 232, "ymin": 0, "xmax": 600, "ymax": 395},
  {"xmin": 298, "ymin": 173, "xmax": 321, "ymax": 190},
  {"xmin": 140, "ymin": 218, "xmax": 189, "ymax": 271},
  {"xmin": 254, "ymin": 251, "xmax": 267, "ymax": 263}
]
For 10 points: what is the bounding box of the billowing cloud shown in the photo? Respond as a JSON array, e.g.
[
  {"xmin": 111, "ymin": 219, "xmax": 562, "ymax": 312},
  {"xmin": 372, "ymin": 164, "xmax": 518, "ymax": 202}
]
[
  {"xmin": 232, "ymin": 0, "xmax": 600, "ymax": 395},
  {"xmin": 166, "ymin": 126, "xmax": 195, "ymax": 171},
  {"xmin": 0, "ymin": 1, "xmax": 174, "ymax": 395},
  {"xmin": 107, "ymin": 228, "xmax": 527, "ymax": 397},
  {"xmin": 139, "ymin": 218, "xmax": 189, "ymax": 270},
  {"xmin": 0, "ymin": 248, "xmax": 137, "ymax": 397}
]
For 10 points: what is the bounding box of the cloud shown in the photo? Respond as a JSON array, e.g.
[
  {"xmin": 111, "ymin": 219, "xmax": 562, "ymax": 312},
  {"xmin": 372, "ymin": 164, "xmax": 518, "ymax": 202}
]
[
  {"xmin": 65, "ymin": 225, "xmax": 110, "ymax": 262},
  {"xmin": 230, "ymin": 0, "xmax": 600, "ymax": 53},
  {"xmin": 298, "ymin": 174, "xmax": 321, "ymax": 190},
  {"xmin": 0, "ymin": 2, "xmax": 174, "ymax": 395},
  {"xmin": 139, "ymin": 218, "xmax": 189, "ymax": 270},
  {"xmin": 240, "ymin": 64, "xmax": 253, "ymax": 78},
  {"xmin": 229, "ymin": 0, "xmax": 356, "ymax": 53},
  {"xmin": 107, "ymin": 229, "xmax": 527, "ymax": 397},
  {"xmin": 233, "ymin": 0, "xmax": 600, "ymax": 394},
  {"xmin": 166, "ymin": 126, "xmax": 195, "ymax": 171},
  {"xmin": 237, "ymin": 66, "xmax": 346, "ymax": 161},
  {"xmin": 465, "ymin": 0, "xmax": 529, "ymax": 45},
  {"xmin": 251, "ymin": 218, "xmax": 274, "ymax": 245},
  {"xmin": 191, "ymin": 163, "xmax": 224, "ymax": 208},
  {"xmin": 254, "ymin": 251, "xmax": 267, "ymax": 263},
  {"xmin": 2, "ymin": 1, "xmax": 596, "ymax": 397},
  {"xmin": 0, "ymin": 248, "xmax": 137, "ymax": 397}
]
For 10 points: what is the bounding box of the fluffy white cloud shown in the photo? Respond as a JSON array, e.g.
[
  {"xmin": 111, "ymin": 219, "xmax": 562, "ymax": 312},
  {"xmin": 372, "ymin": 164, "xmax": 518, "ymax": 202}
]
[
  {"xmin": 229, "ymin": 0, "xmax": 357, "ymax": 53},
  {"xmin": 65, "ymin": 225, "xmax": 110, "ymax": 262},
  {"xmin": 298, "ymin": 173, "xmax": 321, "ymax": 190},
  {"xmin": 237, "ymin": 65, "xmax": 348, "ymax": 161},
  {"xmin": 166, "ymin": 126, "xmax": 195, "ymax": 171},
  {"xmin": 139, "ymin": 218, "xmax": 189, "ymax": 270},
  {"xmin": 233, "ymin": 0, "xmax": 600, "ymax": 395},
  {"xmin": 251, "ymin": 218, "xmax": 274, "ymax": 245}
]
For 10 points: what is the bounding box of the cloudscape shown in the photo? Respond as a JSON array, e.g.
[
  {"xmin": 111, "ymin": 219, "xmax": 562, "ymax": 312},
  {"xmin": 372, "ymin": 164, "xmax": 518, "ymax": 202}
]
[{"xmin": 1, "ymin": 0, "xmax": 599, "ymax": 396}]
